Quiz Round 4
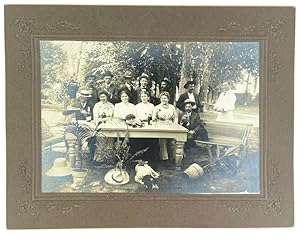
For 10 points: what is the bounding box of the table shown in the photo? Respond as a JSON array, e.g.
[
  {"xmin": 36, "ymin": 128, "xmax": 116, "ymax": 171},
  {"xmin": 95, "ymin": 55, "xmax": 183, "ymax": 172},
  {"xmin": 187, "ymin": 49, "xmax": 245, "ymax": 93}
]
[{"xmin": 79, "ymin": 118, "xmax": 188, "ymax": 168}]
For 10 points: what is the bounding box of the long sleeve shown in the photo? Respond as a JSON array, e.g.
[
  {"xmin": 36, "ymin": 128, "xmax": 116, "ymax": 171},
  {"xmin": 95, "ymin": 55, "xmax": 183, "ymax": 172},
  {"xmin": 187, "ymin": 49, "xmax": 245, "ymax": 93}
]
[
  {"xmin": 113, "ymin": 103, "xmax": 121, "ymax": 118},
  {"xmin": 152, "ymin": 105, "xmax": 160, "ymax": 121},
  {"xmin": 173, "ymin": 106, "xmax": 179, "ymax": 123},
  {"xmin": 176, "ymin": 93, "xmax": 186, "ymax": 111},
  {"xmin": 93, "ymin": 103, "xmax": 100, "ymax": 124}
]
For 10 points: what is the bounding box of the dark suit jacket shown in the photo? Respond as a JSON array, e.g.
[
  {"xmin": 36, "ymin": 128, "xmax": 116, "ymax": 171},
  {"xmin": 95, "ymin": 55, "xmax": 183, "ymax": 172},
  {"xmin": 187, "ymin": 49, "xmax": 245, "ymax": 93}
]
[
  {"xmin": 160, "ymin": 87, "xmax": 176, "ymax": 105},
  {"xmin": 179, "ymin": 111, "xmax": 208, "ymax": 141},
  {"xmin": 73, "ymin": 99, "xmax": 95, "ymax": 120},
  {"xmin": 105, "ymin": 83, "xmax": 119, "ymax": 104},
  {"xmin": 118, "ymin": 84, "xmax": 138, "ymax": 104},
  {"xmin": 176, "ymin": 92, "xmax": 203, "ymax": 112}
]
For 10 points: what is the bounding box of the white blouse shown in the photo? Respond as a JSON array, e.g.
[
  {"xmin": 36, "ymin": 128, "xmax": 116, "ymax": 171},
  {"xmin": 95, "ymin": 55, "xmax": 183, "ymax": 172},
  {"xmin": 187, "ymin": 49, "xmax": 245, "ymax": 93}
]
[
  {"xmin": 113, "ymin": 102, "xmax": 136, "ymax": 119},
  {"xmin": 135, "ymin": 102, "xmax": 154, "ymax": 121},
  {"xmin": 93, "ymin": 101, "xmax": 114, "ymax": 124}
]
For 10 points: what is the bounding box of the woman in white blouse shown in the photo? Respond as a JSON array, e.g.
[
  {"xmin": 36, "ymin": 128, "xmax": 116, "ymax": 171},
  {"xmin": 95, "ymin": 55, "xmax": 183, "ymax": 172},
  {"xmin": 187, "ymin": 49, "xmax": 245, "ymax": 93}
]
[
  {"xmin": 93, "ymin": 90, "xmax": 114, "ymax": 124},
  {"xmin": 113, "ymin": 90, "xmax": 136, "ymax": 120},
  {"xmin": 152, "ymin": 91, "xmax": 178, "ymax": 161},
  {"xmin": 135, "ymin": 91, "xmax": 154, "ymax": 121}
]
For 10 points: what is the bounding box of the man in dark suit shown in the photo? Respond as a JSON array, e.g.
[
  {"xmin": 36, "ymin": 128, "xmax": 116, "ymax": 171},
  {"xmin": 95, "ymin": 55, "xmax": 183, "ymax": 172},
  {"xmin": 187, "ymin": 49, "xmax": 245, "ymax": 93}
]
[
  {"xmin": 159, "ymin": 77, "xmax": 176, "ymax": 105},
  {"xmin": 179, "ymin": 99, "xmax": 208, "ymax": 149},
  {"xmin": 83, "ymin": 74, "xmax": 99, "ymax": 118},
  {"xmin": 176, "ymin": 80, "xmax": 203, "ymax": 113},
  {"xmin": 118, "ymin": 71, "xmax": 138, "ymax": 104},
  {"xmin": 101, "ymin": 70, "xmax": 119, "ymax": 104}
]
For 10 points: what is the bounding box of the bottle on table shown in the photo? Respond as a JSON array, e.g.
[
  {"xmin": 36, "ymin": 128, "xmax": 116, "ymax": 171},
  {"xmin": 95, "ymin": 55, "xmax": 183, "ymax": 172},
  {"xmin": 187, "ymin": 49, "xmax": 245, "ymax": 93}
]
[
  {"xmin": 148, "ymin": 114, "xmax": 152, "ymax": 125},
  {"xmin": 86, "ymin": 107, "xmax": 92, "ymax": 122}
]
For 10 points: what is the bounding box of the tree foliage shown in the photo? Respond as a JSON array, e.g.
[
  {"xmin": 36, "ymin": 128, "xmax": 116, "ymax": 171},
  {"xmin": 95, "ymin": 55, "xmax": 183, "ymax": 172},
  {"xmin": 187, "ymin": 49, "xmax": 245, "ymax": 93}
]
[
  {"xmin": 41, "ymin": 40, "xmax": 259, "ymax": 104},
  {"xmin": 40, "ymin": 41, "xmax": 67, "ymax": 103}
]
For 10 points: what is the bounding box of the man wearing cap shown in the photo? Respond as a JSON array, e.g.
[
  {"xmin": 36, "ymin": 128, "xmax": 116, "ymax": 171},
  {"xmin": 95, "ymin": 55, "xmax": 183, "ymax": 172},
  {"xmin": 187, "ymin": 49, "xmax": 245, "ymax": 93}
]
[
  {"xmin": 179, "ymin": 99, "xmax": 208, "ymax": 149},
  {"xmin": 83, "ymin": 74, "xmax": 99, "ymax": 118},
  {"xmin": 136, "ymin": 73, "xmax": 151, "ymax": 103},
  {"xmin": 176, "ymin": 80, "xmax": 203, "ymax": 113},
  {"xmin": 118, "ymin": 71, "xmax": 138, "ymax": 104},
  {"xmin": 101, "ymin": 70, "xmax": 118, "ymax": 104}
]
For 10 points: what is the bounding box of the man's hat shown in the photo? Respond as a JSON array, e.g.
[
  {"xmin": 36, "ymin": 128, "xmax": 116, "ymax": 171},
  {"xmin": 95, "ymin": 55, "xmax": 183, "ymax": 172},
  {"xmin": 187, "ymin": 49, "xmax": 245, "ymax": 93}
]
[
  {"xmin": 161, "ymin": 77, "xmax": 171, "ymax": 84},
  {"xmin": 102, "ymin": 70, "xmax": 114, "ymax": 78},
  {"xmin": 78, "ymin": 89, "xmax": 93, "ymax": 97},
  {"xmin": 184, "ymin": 80, "xmax": 196, "ymax": 89},
  {"xmin": 45, "ymin": 158, "xmax": 72, "ymax": 177},
  {"xmin": 104, "ymin": 168, "xmax": 130, "ymax": 185},
  {"xmin": 138, "ymin": 73, "xmax": 149, "ymax": 80},
  {"xmin": 123, "ymin": 71, "xmax": 134, "ymax": 79},
  {"xmin": 183, "ymin": 99, "xmax": 195, "ymax": 106},
  {"xmin": 85, "ymin": 74, "xmax": 97, "ymax": 82}
]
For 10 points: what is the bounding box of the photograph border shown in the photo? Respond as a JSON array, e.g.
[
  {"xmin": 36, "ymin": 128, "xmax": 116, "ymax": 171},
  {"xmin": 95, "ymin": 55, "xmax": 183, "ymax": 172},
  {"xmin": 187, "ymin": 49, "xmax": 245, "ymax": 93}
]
[{"xmin": 5, "ymin": 5, "xmax": 294, "ymax": 228}]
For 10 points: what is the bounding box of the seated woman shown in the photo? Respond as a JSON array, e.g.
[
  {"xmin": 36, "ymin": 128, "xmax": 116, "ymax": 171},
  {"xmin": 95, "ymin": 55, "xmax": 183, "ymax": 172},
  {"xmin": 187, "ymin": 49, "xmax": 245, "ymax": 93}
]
[
  {"xmin": 152, "ymin": 91, "xmax": 178, "ymax": 162},
  {"xmin": 93, "ymin": 90, "xmax": 114, "ymax": 124},
  {"xmin": 135, "ymin": 91, "xmax": 154, "ymax": 121},
  {"xmin": 133, "ymin": 91, "xmax": 157, "ymax": 162},
  {"xmin": 113, "ymin": 89, "xmax": 136, "ymax": 120}
]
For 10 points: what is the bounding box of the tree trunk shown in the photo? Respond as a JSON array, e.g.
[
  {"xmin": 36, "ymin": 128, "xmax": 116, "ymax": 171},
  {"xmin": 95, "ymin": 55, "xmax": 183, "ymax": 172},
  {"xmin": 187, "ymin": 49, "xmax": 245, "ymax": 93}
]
[
  {"xmin": 179, "ymin": 43, "xmax": 193, "ymax": 95},
  {"xmin": 245, "ymin": 72, "xmax": 251, "ymax": 94},
  {"xmin": 254, "ymin": 74, "xmax": 259, "ymax": 93},
  {"xmin": 199, "ymin": 47, "xmax": 213, "ymax": 105}
]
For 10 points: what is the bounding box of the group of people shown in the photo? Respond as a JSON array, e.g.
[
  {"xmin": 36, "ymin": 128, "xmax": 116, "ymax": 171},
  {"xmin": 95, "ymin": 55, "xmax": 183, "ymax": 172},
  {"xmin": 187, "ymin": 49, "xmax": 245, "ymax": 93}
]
[{"xmin": 64, "ymin": 70, "xmax": 237, "ymax": 163}]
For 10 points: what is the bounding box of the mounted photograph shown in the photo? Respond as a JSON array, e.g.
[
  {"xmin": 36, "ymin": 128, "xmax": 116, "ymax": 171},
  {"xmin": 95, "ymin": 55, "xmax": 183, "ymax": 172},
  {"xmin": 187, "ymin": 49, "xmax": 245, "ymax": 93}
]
[{"xmin": 41, "ymin": 40, "xmax": 260, "ymax": 194}]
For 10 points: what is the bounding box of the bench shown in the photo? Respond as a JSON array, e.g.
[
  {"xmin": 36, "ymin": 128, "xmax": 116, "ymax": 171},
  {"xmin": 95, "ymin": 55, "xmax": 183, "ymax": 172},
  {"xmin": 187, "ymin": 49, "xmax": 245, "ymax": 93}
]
[
  {"xmin": 42, "ymin": 136, "xmax": 65, "ymax": 153},
  {"xmin": 195, "ymin": 121, "xmax": 252, "ymax": 162}
]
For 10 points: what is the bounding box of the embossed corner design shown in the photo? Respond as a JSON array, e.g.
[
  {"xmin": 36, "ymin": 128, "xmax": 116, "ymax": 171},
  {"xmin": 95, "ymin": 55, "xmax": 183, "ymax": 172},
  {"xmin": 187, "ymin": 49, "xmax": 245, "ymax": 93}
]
[
  {"xmin": 218, "ymin": 18, "xmax": 286, "ymax": 79},
  {"xmin": 14, "ymin": 17, "xmax": 80, "ymax": 79},
  {"xmin": 17, "ymin": 199, "xmax": 81, "ymax": 217},
  {"xmin": 16, "ymin": 162, "xmax": 81, "ymax": 216},
  {"xmin": 216, "ymin": 159, "xmax": 282, "ymax": 216},
  {"xmin": 218, "ymin": 18, "xmax": 286, "ymax": 41}
]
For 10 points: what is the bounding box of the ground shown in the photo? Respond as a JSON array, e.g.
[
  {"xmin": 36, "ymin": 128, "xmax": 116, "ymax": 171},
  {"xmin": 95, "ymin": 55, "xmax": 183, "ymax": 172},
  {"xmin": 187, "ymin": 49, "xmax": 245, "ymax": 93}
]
[{"xmin": 41, "ymin": 104, "xmax": 260, "ymax": 193}]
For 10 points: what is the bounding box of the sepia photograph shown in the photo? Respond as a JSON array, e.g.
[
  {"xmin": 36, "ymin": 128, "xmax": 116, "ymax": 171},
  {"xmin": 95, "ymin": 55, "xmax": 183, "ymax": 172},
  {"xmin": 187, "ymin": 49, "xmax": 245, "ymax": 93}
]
[{"xmin": 41, "ymin": 40, "xmax": 260, "ymax": 193}]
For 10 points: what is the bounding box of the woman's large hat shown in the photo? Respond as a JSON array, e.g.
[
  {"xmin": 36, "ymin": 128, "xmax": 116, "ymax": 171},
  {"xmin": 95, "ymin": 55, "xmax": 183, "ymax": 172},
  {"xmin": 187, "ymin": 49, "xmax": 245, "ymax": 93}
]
[
  {"xmin": 104, "ymin": 168, "xmax": 130, "ymax": 185},
  {"xmin": 45, "ymin": 158, "xmax": 72, "ymax": 177}
]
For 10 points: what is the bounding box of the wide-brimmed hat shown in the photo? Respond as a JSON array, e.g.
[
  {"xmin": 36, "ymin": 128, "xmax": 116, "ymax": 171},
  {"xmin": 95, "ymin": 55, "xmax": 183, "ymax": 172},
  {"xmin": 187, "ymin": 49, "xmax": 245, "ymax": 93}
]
[
  {"xmin": 45, "ymin": 158, "xmax": 72, "ymax": 177},
  {"xmin": 123, "ymin": 71, "xmax": 134, "ymax": 79},
  {"xmin": 85, "ymin": 74, "xmax": 97, "ymax": 82},
  {"xmin": 104, "ymin": 168, "xmax": 130, "ymax": 185},
  {"xmin": 183, "ymin": 99, "xmax": 195, "ymax": 106},
  {"xmin": 161, "ymin": 77, "xmax": 171, "ymax": 84},
  {"xmin": 102, "ymin": 70, "xmax": 114, "ymax": 78},
  {"xmin": 78, "ymin": 89, "xmax": 92, "ymax": 97},
  {"xmin": 184, "ymin": 80, "xmax": 196, "ymax": 89}
]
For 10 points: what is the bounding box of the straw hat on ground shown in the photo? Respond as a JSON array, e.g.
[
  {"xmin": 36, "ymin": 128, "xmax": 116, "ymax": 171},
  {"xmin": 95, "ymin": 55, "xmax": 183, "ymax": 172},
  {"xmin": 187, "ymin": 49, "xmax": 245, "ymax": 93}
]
[
  {"xmin": 45, "ymin": 158, "xmax": 72, "ymax": 177},
  {"xmin": 104, "ymin": 168, "xmax": 130, "ymax": 185}
]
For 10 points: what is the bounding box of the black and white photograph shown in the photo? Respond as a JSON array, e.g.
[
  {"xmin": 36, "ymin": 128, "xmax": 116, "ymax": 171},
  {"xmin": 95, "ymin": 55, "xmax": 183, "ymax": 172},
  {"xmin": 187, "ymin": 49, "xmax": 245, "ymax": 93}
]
[{"xmin": 41, "ymin": 40, "xmax": 260, "ymax": 193}]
